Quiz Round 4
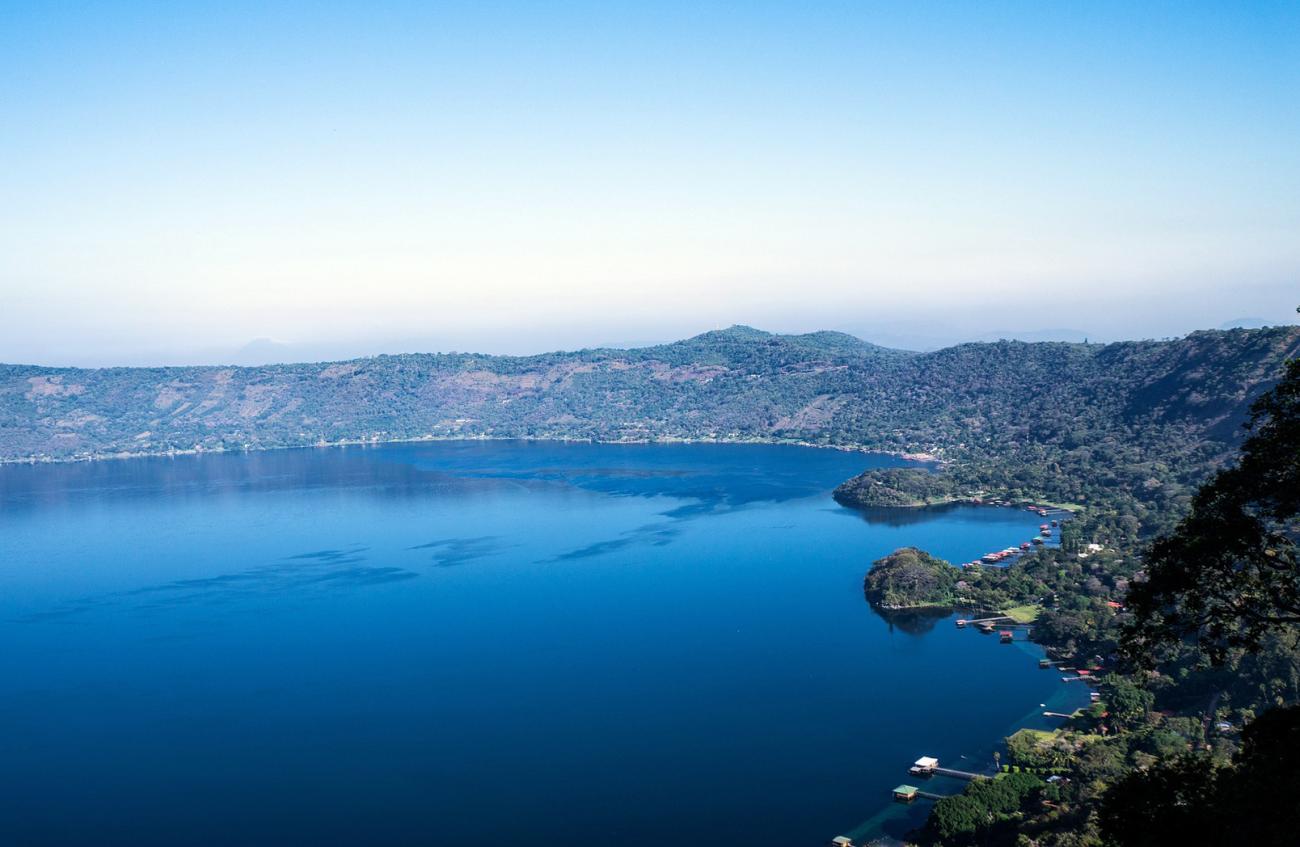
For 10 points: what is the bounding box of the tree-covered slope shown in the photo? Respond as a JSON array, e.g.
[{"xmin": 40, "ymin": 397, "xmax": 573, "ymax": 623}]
[{"xmin": 1, "ymin": 325, "xmax": 1297, "ymax": 469}]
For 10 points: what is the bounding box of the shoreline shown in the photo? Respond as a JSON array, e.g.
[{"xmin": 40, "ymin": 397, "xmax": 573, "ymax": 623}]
[
  {"xmin": 844, "ymin": 615, "xmax": 1087, "ymax": 846},
  {"xmin": 0, "ymin": 432, "xmax": 949, "ymax": 468}
]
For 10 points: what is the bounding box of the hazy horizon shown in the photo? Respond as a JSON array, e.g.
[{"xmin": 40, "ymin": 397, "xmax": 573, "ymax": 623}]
[
  {"xmin": 4, "ymin": 315, "xmax": 1297, "ymax": 370},
  {"xmin": 3, "ymin": 3, "xmax": 1298, "ymax": 367}
]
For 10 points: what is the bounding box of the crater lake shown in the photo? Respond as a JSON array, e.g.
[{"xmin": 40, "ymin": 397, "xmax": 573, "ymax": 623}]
[{"xmin": 0, "ymin": 441, "xmax": 1083, "ymax": 846}]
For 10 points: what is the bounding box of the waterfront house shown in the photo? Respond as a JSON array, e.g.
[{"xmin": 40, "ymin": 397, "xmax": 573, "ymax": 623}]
[
  {"xmin": 910, "ymin": 756, "xmax": 939, "ymax": 776},
  {"xmin": 893, "ymin": 784, "xmax": 919, "ymax": 803},
  {"xmin": 830, "ymin": 837, "xmax": 854, "ymax": 847}
]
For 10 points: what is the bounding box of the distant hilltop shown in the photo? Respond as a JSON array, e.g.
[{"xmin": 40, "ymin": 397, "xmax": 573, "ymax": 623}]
[{"xmin": 1, "ymin": 324, "xmax": 1298, "ymax": 466}]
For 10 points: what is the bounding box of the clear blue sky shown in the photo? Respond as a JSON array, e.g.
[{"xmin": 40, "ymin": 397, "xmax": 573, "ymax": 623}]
[{"xmin": 2, "ymin": 1, "xmax": 1297, "ymax": 364}]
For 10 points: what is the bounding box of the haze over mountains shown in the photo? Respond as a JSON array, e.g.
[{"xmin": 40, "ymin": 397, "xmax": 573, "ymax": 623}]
[
  {"xmin": 13, "ymin": 300, "xmax": 1300, "ymax": 369},
  {"xmin": 3, "ymin": 324, "xmax": 1297, "ymax": 467}
]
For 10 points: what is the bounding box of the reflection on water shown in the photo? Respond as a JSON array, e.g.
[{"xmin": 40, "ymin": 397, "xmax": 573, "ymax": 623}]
[
  {"xmin": 410, "ymin": 536, "xmax": 516, "ymax": 567},
  {"xmin": 874, "ymin": 605, "xmax": 954, "ymax": 636}
]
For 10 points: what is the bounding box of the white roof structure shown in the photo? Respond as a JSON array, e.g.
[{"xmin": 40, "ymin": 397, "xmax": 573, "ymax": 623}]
[{"xmin": 914, "ymin": 756, "xmax": 939, "ymax": 768}]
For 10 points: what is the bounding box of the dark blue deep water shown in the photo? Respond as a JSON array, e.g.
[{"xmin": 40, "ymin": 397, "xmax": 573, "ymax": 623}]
[{"xmin": 0, "ymin": 441, "xmax": 1083, "ymax": 846}]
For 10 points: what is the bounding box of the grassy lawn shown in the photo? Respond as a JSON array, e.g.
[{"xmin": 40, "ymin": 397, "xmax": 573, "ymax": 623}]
[
  {"xmin": 1003, "ymin": 603, "xmax": 1042, "ymax": 623},
  {"xmin": 1037, "ymin": 501, "xmax": 1086, "ymax": 513},
  {"xmin": 1017, "ymin": 728, "xmax": 1058, "ymax": 742}
]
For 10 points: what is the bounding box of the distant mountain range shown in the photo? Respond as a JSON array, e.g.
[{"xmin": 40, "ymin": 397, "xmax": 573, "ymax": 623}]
[{"xmin": 2, "ymin": 325, "xmax": 1298, "ymax": 465}]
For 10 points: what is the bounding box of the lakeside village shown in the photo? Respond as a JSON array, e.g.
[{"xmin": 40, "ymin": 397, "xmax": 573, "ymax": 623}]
[
  {"xmin": 826, "ymin": 643, "xmax": 1110, "ymax": 847},
  {"xmin": 962, "ymin": 504, "xmax": 1073, "ymax": 568},
  {"xmin": 831, "ymin": 504, "xmax": 1118, "ymax": 847},
  {"xmin": 825, "ymin": 643, "xmax": 1113, "ymax": 846}
]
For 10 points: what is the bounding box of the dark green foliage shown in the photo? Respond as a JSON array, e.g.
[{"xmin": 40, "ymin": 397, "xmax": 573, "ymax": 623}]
[
  {"xmin": 1058, "ymin": 520, "xmax": 1083, "ymax": 555},
  {"xmin": 1097, "ymin": 754, "xmax": 1223, "ymax": 845},
  {"xmin": 1005, "ymin": 729, "xmax": 1073, "ymax": 770},
  {"xmin": 1090, "ymin": 356, "xmax": 1300, "ymax": 847},
  {"xmin": 930, "ymin": 794, "xmax": 986, "ymax": 842},
  {"xmin": 1103, "ymin": 678, "xmax": 1155, "ymax": 731},
  {"xmin": 1099, "ymin": 707, "xmax": 1300, "ymax": 846},
  {"xmin": 965, "ymin": 772, "xmax": 1044, "ymax": 816},
  {"xmin": 923, "ymin": 773, "xmax": 1045, "ymax": 845},
  {"xmin": 1126, "ymin": 359, "xmax": 1300, "ymax": 663},
  {"xmin": 863, "ymin": 547, "xmax": 957, "ymax": 608}
]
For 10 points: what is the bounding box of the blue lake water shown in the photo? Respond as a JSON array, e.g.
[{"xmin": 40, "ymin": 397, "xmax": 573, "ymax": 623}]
[{"xmin": 0, "ymin": 441, "xmax": 1083, "ymax": 846}]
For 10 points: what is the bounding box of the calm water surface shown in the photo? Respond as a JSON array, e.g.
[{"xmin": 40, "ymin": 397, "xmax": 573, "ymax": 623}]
[{"xmin": 0, "ymin": 441, "xmax": 1079, "ymax": 846}]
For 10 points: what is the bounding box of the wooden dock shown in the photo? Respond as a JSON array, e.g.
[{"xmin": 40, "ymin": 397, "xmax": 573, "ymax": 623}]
[
  {"xmin": 916, "ymin": 790, "xmax": 950, "ymax": 801},
  {"xmin": 932, "ymin": 766, "xmax": 987, "ymax": 781}
]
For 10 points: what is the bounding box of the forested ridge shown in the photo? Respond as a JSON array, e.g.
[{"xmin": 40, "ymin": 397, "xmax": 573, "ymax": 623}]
[{"xmin": 3, "ymin": 325, "xmax": 1297, "ymax": 474}]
